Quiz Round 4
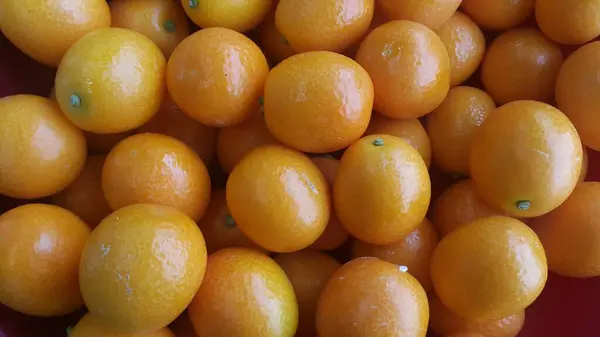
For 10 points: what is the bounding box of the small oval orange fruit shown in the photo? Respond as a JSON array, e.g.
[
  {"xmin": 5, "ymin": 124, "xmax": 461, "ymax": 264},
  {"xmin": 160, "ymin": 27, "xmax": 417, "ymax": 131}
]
[
  {"xmin": 182, "ymin": 0, "xmax": 272, "ymax": 33},
  {"xmin": 536, "ymin": 0, "xmax": 600, "ymax": 45},
  {"xmin": 70, "ymin": 313, "xmax": 175, "ymax": 337},
  {"xmin": 460, "ymin": 0, "xmax": 535, "ymax": 30},
  {"xmin": 378, "ymin": 0, "xmax": 461, "ymax": 28}
]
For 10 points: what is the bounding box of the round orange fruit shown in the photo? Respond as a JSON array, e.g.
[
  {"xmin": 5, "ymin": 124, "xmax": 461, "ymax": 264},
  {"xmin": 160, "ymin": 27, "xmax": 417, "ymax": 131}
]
[
  {"xmin": 334, "ymin": 135, "xmax": 431, "ymax": 245},
  {"xmin": 316, "ymin": 257, "xmax": 429, "ymax": 337},
  {"xmin": 460, "ymin": 0, "xmax": 535, "ymax": 30},
  {"xmin": 481, "ymin": 28, "xmax": 564, "ymax": 104},
  {"xmin": 52, "ymin": 155, "xmax": 112, "ymax": 229},
  {"xmin": 55, "ymin": 28, "xmax": 166, "ymax": 134},
  {"xmin": 79, "ymin": 204, "xmax": 207, "ymax": 333},
  {"xmin": 555, "ymin": 41, "xmax": 600, "ymax": 151},
  {"xmin": 182, "ymin": 0, "xmax": 272, "ymax": 33},
  {"xmin": 378, "ymin": 0, "xmax": 461, "ymax": 28},
  {"xmin": 531, "ymin": 182, "xmax": 600, "ymax": 277},
  {"xmin": 226, "ymin": 145, "xmax": 330, "ymax": 252},
  {"xmin": 0, "ymin": 0, "xmax": 110, "ymax": 67},
  {"xmin": 70, "ymin": 313, "xmax": 175, "ymax": 337},
  {"xmin": 356, "ymin": 20, "xmax": 450, "ymax": 119},
  {"xmin": 431, "ymin": 216, "xmax": 547, "ymax": 320},
  {"xmin": 470, "ymin": 100, "xmax": 582, "ymax": 218},
  {"xmin": 275, "ymin": 251, "xmax": 341, "ymax": 337},
  {"xmin": 260, "ymin": 17, "xmax": 297, "ymax": 65},
  {"xmin": 426, "ymin": 86, "xmax": 496, "ymax": 176},
  {"xmin": 0, "ymin": 204, "xmax": 90, "ymax": 316},
  {"xmin": 275, "ymin": 0, "xmax": 374, "ymax": 53},
  {"xmin": 188, "ymin": 247, "xmax": 298, "ymax": 337},
  {"xmin": 0, "ymin": 95, "xmax": 86, "ymax": 199},
  {"xmin": 167, "ymin": 28, "xmax": 269, "ymax": 127},
  {"xmin": 102, "ymin": 133, "xmax": 211, "ymax": 222},
  {"xmin": 352, "ymin": 218, "xmax": 439, "ymax": 291},
  {"xmin": 110, "ymin": 0, "xmax": 190, "ymax": 57},
  {"xmin": 264, "ymin": 51, "xmax": 373, "ymax": 153},
  {"xmin": 435, "ymin": 11, "xmax": 486, "ymax": 86},
  {"xmin": 536, "ymin": 0, "xmax": 600, "ymax": 45}
]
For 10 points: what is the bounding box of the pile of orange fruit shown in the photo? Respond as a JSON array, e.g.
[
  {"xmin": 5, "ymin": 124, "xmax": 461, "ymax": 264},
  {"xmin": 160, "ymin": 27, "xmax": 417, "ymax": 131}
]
[{"xmin": 1, "ymin": 0, "xmax": 600, "ymax": 336}]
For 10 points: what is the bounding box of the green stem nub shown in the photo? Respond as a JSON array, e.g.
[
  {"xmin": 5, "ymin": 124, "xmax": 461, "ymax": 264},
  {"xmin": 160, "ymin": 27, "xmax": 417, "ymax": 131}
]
[
  {"xmin": 258, "ymin": 96, "xmax": 264, "ymax": 106},
  {"xmin": 164, "ymin": 20, "xmax": 176, "ymax": 33},
  {"xmin": 189, "ymin": 0, "xmax": 198, "ymax": 8},
  {"xmin": 372, "ymin": 137, "xmax": 384, "ymax": 146},
  {"xmin": 281, "ymin": 35, "xmax": 289, "ymax": 45},
  {"xmin": 398, "ymin": 265, "xmax": 408, "ymax": 273},
  {"xmin": 69, "ymin": 94, "xmax": 81, "ymax": 108},
  {"xmin": 66, "ymin": 326, "xmax": 73, "ymax": 336},
  {"xmin": 224, "ymin": 214, "xmax": 236, "ymax": 229},
  {"xmin": 516, "ymin": 200, "xmax": 531, "ymax": 211}
]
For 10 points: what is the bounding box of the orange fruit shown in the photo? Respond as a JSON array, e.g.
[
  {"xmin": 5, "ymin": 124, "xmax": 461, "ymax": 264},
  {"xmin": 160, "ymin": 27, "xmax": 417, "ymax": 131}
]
[
  {"xmin": 167, "ymin": 28, "xmax": 269, "ymax": 127},
  {"xmin": 316, "ymin": 257, "xmax": 429, "ymax": 337},
  {"xmin": 429, "ymin": 293, "xmax": 525, "ymax": 337},
  {"xmin": 86, "ymin": 131, "xmax": 136, "ymax": 155},
  {"xmin": 55, "ymin": 28, "xmax": 166, "ymax": 134},
  {"xmin": 80, "ymin": 204, "xmax": 207, "ymax": 333},
  {"xmin": 275, "ymin": 0, "xmax": 374, "ymax": 53},
  {"xmin": 555, "ymin": 42, "xmax": 600, "ymax": 151},
  {"xmin": 431, "ymin": 179, "xmax": 504, "ymax": 237},
  {"xmin": 0, "ymin": 0, "xmax": 110, "ymax": 67},
  {"xmin": 531, "ymin": 182, "xmax": 600, "ymax": 277},
  {"xmin": 216, "ymin": 107, "xmax": 279, "ymax": 173},
  {"xmin": 52, "ymin": 155, "xmax": 112, "ymax": 229},
  {"xmin": 102, "ymin": 133, "xmax": 211, "ymax": 222},
  {"xmin": 264, "ymin": 51, "xmax": 373, "ymax": 153},
  {"xmin": 426, "ymin": 86, "xmax": 496, "ymax": 176},
  {"xmin": 182, "ymin": 0, "xmax": 272, "ymax": 33},
  {"xmin": 260, "ymin": 17, "xmax": 297, "ymax": 65},
  {"xmin": 138, "ymin": 94, "xmax": 217, "ymax": 164},
  {"xmin": 0, "ymin": 204, "xmax": 90, "ymax": 316},
  {"xmin": 110, "ymin": 0, "xmax": 190, "ymax": 57},
  {"xmin": 197, "ymin": 189, "xmax": 259, "ymax": 254},
  {"xmin": 70, "ymin": 313, "xmax": 175, "ymax": 337},
  {"xmin": 352, "ymin": 218, "xmax": 439, "ymax": 291},
  {"xmin": 0, "ymin": 95, "xmax": 86, "ymax": 199},
  {"xmin": 460, "ymin": 0, "xmax": 535, "ymax": 30},
  {"xmin": 356, "ymin": 20, "xmax": 450, "ymax": 119},
  {"xmin": 226, "ymin": 145, "xmax": 330, "ymax": 252},
  {"xmin": 580, "ymin": 146, "xmax": 589, "ymax": 182},
  {"xmin": 535, "ymin": 0, "xmax": 600, "ymax": 45},
  {"xmin": 470, "ymin": 100, "xmax": 582, "ymax": 218},
  {"xmin": 364, "ymin": 113, "xmax": 431, "ymax": 167},
  {"xmin": 309, "ymin": 156, "xmax": 350, "ymax": 251},
  {"xmin": 188, "ymin": 247, "xmax": 298, "ymax": 337},
  {"xmin": 334, "ymin": 135, "xmax": 431, "ymax": 245},
  {"xmin": 435, "ymin": 11, "xmax": 486, "ymax": 86},
  {"xmin": 378, "ymin": 0, "xmax": 461, "ymax": 28},
  {"xmin": 431, "ymin": 216, "xmax": 547, "ymax": 320},
  {"xmin": 274, "ymin": 251, "xmax": 341, "ymax": 337},
  {"xmin": 481, "ymin": 28, "xmax": 564, "ymax": 104}
]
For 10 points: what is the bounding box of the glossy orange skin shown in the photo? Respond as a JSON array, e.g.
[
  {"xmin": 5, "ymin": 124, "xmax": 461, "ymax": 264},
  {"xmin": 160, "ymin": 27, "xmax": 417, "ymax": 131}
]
[
  {"xmin": 431, "ymin": 179, "xmax": 505, "ymax": 237},
  {"xmin": 435, "ymin": 12, "xmax": 486, "ymax": 86},
  {"xmin": 138, "ymin": 95, "xmax": 217, "ymax": 164},
  {"xmin": 334, "ymin": 135, "xmax": 431, "ymax": 245},
  {"xmin": 71, "ymin": 313, "xmax": 175, "ymax": 337},
  {"xmin": 275, "ymin": 0, "xmax": 374, "ymax": 53},
  {"xmin": 481, "ymin": 28, "xmax": 564, "ymax": 104},
  {"xmin": 460, "ymin": 0, "xmax": 535, "ymax": 30},
  {"xmin": 167, "ymin": 28, "xmax": 269, "ymax": 127},
  {"xmin": 555, "ymin": 42, "xmax": 600, "ymax": 151},
  {"xmin": 536, "ymin": 0, "xmax": 600, "ymax": 45},
  {"xmin": 531, "ymin": 182, "xmax": 600, "ymax": 277},
  {"xmin": 0, "ymin": 95, "xmax": 86, "ymax": 199},
  {"xmin": 55, "ymin": 28, "xmax": 166, "ymax": 134},
  {"xmin": 226, "ymin": 145, "xmax": 330, "ymax": 252},
  {"xmin": 352, "ymin": 218, "xmax": 438, "ymax": 291},
  {"xmin": 470, "ymin": 101, "xmax": 582, "ymax": 218},
  {"xmin": 260, "ymin": 18, "xmax": 297, "ymax": 65},
  {"xmin": 274, "ymin": 251, "xmax": 341, "ymax": 337},
  {"xmin": 52, "ymin": 155, "xmax": 112, "ymax": 229},
  {"xmin": 110, "ymin": 0, "xmax": 190, "ymax": 57},
  {"xmin": 197, "ymin": 190, "xmax": 259, "ymax": 254},
  {"xmin": 80, "ymin": 204, "xmax": 207, "ymax": 333},
  {"xmin": 86, "ymin": 131, "xmax": 136, "ymax": 155},
  {"xmin": 0, "ymin": 0, "xmax": 110, "ymax": 67},
  {"xmin": 378, "ymin": 0, "xmax": 461, "ymax": 28},
  {"xmin": 426, "ymin": 86, "xmax": 496, "ymax": 175},
  {"xmin": 356, "ymin": 20, "xmax": 450, "ymax": 119},
  {"xmin": 429, "ymin": 293, "xmax": 525, "ymax": 337},
  {"xmin": 431, "ymin": 216, "xmax": 548, "ymax": 320},
  {"xmin": 365, "ymin": 114, "xmax": 431, "ymax": 167},
  {"xmin": 216, "ymin": 107, "xmax": 280, "ymax": 173},
  {"xmin": 102, "ymin": 133, "xmax": 211, "ymax": 222},
  {"xmin": 0, "ymin": 204, "xmax": 90, "ymax": 316},
  {"xmin": 264, "ymin": 51, "xmax": 373, "ymax": 153},
  {"xmin": 188, "ymin": 248, "xmax": 298, "ymax": 337},
  {"xmin": 316, "ymin": 257, "xmax": 429, "ymax": 337},
  {"xmin": 182, "ymin": 0, "xmax": 272, "ymax": 33}
]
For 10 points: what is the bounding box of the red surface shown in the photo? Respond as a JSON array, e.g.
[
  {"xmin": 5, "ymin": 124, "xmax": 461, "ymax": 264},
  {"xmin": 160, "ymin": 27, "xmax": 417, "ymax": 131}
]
[{"xmin": 2, "ymin": 30, "xmax": 600, "ymax": 337}]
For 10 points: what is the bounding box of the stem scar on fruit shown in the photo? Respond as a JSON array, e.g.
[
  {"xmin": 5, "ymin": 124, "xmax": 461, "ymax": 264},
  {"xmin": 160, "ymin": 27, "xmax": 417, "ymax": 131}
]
[
  {"xmin": 225, "ymin": 214, "xmax": 236, "ymax": 229},
  {"xmin": 516, "ymin": 200, "xmax": 531, "ymax": 211},
  {"xmin": 164, "ymin": 20, "xmax": 176, "ymax": 33},
  {"xmin": 69, "ymin": 94, "xmax": 82, "ymax": 108},
  {"xmin": 189, "ymin": 0, "xmax": 198, "ymax": 8},
  {"xmin": 258, "ymin": 96, "xmax": 264, "ymax": 106},
  {"xmin": 372, "ymin": 137, "xmax": 384, "ymax": 146}
]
